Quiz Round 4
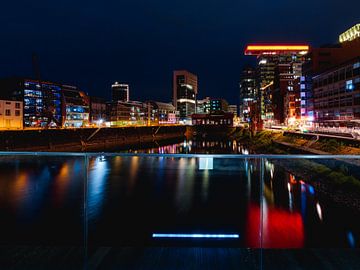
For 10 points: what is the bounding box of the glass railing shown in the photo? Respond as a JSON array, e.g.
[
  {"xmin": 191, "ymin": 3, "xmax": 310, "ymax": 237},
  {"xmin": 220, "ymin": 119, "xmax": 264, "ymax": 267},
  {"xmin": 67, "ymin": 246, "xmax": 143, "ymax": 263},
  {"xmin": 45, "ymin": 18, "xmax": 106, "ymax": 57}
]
[{"xmin": 0, "ymin": 153, "xmax": 359, "ymax": 269}]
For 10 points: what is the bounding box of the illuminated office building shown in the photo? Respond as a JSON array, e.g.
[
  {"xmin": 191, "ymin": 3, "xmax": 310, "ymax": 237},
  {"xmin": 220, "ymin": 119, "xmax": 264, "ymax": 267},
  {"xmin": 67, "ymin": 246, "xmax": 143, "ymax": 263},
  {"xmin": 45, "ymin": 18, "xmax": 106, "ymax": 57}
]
[
  {"xmin": 245, "ymin": 45, "xmax": 309, "ymax": 125},
  {"xmin": 239, "ymin": 66, "xmax": 257, "ymax": 121},
  {"xmin": 107, "ymin": 100, "xmax": 151, "ymax": 126},
  {"xmin": 173, "ymin": 70, "xmax": 198, "ymax": 122},
  {"xmin": 313, "ymin": 57, "xmax": 360, "ymax": 128},
  {"xmin": 0, "ymin": 77, "xmax": 89, "ymax": 128},
  {"xmin": 339, "ymin": 23, "xmax": 360, "ymax": 43},
  {"xmin": 196, "ymin": 97, "xmax": 210, "ymax": 114},
  {"xmin": 62, "ymin": 85, "xmax": 90, "ymax": 128},
  {"xmin": 112, "ymin": 82, "xmax": 129, "ymax": 102}
]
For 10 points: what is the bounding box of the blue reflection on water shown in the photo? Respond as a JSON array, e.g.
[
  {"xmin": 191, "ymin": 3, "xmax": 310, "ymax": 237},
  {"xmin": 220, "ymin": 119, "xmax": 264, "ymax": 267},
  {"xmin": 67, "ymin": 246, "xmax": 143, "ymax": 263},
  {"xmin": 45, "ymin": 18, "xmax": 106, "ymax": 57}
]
[{"xmin": 88, "ymin": 156, "xmax": 109, "ymax": 221}]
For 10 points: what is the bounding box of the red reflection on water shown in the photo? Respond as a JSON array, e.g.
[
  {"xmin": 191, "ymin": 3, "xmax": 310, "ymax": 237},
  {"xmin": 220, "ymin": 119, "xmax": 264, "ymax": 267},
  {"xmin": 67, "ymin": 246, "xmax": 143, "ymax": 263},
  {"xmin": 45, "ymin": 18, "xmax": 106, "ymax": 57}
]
[{"xmin": 246, "ymin": 204, "xmax": 304, "ymax": 248}]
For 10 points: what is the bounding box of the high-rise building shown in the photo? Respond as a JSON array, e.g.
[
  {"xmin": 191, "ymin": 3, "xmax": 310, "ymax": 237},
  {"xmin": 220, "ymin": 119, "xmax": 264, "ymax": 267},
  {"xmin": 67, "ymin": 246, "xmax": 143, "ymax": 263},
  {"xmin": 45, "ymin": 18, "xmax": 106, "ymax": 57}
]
[
  {"xmin": 245, "ymin": 45, "xmax": 309, "ymax": 125},
  {"xmin": 173, "ymin": 70, "xmax": 198, "ymax": 122},
  {"xmin": 112, "ymin": 82, "xmax": 129, "ymax": 102},
  {"xmin": 239, "ymin": 66, "xmax": 257, "ymax": 121}
]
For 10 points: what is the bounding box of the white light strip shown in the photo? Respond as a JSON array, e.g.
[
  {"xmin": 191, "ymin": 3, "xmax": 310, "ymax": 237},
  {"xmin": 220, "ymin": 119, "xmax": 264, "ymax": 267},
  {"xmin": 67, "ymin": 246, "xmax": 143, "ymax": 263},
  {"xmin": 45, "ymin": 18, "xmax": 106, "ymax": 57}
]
[{"xmin": 152, "ymin": 233, "xmax": 239, "ymax": 239}]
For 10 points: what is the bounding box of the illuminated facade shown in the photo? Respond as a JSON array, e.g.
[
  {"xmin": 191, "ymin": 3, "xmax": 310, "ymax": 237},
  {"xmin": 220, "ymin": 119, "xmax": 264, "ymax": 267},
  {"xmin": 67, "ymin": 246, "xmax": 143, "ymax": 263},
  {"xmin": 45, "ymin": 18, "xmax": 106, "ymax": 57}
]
[
  {"xmin": 0, "ymin": 78, "xmax": 63, "ymax": 127},
  {"xmin": 191, "ymin": 112, "xmax": 234, "ymax": 126},
  {"xmin": 107, "ymin": 100, "xmax": 152, "ymax": 126},
  {"xmin": 339, "ymin": 23, "xmax": 360, "ymax": 43},
  {"xmin": 228, "ymin": 104, "xmax": 238, "ymax": 117},
  {"xmin": 0, "ymin": 100, "xmax": 23, "ymax": 129},
  {"xmin": 239, "ymin": 67, "xmax": 257, "ymax": 121},
  {"xmin": 147, "ymin": 101, "xmax": 179, "ymax": 124},
  {"xmin": 0, "ymin": 78, "xmax": 90, "ymax": 128},
  {"xmin": 173, "ymin": 70, "xmax": 198, "ymax": 122},
  {"xmin": 313, "ymin": 57, "xmax": 360, "ymax": 128},
  {"xmin": 112, "ymin": 82, "xmax": 129, "ymax": 102},
  {"xmin": 62, "ymin": 85, "xmax": 90, "ymax": 128},
  {"xmin": 196, "ymin": 97, "xmax": 210, "ymax": 114},
  {"xmin": 90, "ymin": 96, "xmax": 107, "ymax": 126},
  {"xmin": 245, "ymin": 45, "xmax": 309, "ymax": 125}
]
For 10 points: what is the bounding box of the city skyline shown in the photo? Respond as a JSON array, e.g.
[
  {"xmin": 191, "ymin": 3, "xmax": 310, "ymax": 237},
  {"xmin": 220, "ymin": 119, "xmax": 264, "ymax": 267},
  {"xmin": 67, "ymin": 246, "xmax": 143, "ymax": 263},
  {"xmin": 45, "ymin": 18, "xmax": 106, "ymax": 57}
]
[{"xmin": 1, "ymin": 0, "xmax": 359, "ymax": 103}]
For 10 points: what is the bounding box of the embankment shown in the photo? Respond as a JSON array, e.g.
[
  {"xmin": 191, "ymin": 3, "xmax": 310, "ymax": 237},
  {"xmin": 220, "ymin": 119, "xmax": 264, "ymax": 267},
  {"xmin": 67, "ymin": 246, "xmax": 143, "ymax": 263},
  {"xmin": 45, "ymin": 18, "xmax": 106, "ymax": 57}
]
[{"xmin": 0, "ymin": 126, "xmax": 186, "ymax": 152}]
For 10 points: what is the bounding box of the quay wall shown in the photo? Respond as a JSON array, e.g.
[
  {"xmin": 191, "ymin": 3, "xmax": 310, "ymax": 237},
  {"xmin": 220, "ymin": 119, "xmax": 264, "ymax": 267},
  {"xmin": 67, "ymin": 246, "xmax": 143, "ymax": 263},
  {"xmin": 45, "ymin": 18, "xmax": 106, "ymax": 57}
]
[{"xmin": 0, "ymin": 126, "xmax": 186, "ymax": 152}]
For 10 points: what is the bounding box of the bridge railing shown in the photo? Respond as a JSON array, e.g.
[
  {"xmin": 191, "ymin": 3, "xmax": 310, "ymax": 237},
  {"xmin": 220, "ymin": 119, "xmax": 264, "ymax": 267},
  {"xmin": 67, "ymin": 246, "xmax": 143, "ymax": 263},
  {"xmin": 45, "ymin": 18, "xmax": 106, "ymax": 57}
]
[{"xmin": 0, "ymin": 153, "xmax": 359, "ymax": 269}]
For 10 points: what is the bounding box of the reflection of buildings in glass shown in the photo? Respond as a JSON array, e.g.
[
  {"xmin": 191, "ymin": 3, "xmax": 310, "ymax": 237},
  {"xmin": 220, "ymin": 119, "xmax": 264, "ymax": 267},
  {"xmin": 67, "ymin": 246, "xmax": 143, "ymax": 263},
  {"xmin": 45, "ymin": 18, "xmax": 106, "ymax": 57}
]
[{"xmin": 173, "ymin": 70, "xmax": 198, "ymax": 121}]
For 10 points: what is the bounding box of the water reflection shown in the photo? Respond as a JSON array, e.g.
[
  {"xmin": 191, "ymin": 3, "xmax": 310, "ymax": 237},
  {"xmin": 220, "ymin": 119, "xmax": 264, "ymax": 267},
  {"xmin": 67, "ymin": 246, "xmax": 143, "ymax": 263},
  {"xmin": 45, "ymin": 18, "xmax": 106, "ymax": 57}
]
[
  {"xmin": 132, "ymin": 139, "xmax": 251, "ymax": 154},
  {"xmin": 1, "ymin": 155, "xmax": 359, "ymax": 249},
  {"xmin": 262, "ymin": 159, "xmax": 360, "ymax": 248},
  {"xmin": 0, "ymin": 156, "xmax": 85, "ymax": 245},
  {"xmin": 88, "ymin": 156, "xmax": 109, "ymax": 221}
]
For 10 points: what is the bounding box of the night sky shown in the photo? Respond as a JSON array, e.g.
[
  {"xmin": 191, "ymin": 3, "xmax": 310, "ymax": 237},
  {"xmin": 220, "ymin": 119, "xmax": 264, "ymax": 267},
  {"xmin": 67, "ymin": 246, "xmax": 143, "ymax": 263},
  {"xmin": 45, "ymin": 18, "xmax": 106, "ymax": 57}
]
[{"xmin": 1, "ymin": 0, "xmax": 359, "ymax": 104}]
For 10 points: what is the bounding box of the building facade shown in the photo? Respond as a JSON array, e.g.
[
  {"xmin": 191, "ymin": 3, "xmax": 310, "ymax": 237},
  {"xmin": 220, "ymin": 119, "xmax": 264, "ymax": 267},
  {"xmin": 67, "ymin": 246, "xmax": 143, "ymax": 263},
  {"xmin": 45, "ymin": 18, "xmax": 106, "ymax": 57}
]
[
  {"xmin": 245, "ymin": 45, "xmax": 309, "ymax": 126},
  {"xmin": 228, "ymin": 104, "xmax": 238, "ymax": 117},
  {"xmin": 196, "ymin": 97, "xmax": 210, "ymax": 114},
  {"xmin": 0, "ymin": 100, "xmax": 23, "ymax": 129},
  {"xmin": 192, "ymin": 112, "xmax": 234, "ymax": 126},
  {"xmin": 62, "ymin": 85, "xmax": 90, "ymax": 128},
  {"xmin": 173, "ymin": 70, "xmax": 198, "ymax": 122},
  {"xmin": 313, "ymin": 57, "xmax": 360, "ymax": 128},
  {"xmin": 0, "ymin": 78, "xmax": 90, "ymax": 128},
  {"xmin": 112, "ymin": 82, "xmax": 129, "ymax": 102},
  {"xmin": 90, "ymin": 96, "xmax": 107, "ymax": 126},
  {"xmin": 107, "ymin": 100, "xmax": 151, "ymax": 126},
  {"xmin": 239, "ymin": 66, "xmax": 257, "ymax": 121},
  {"xmin": 147, "ymin": 101, "xmax": 179, "ymax": 124},
  {"xmin": 209, "ymin": 98, "xmax": 228, "ymax": 113}
]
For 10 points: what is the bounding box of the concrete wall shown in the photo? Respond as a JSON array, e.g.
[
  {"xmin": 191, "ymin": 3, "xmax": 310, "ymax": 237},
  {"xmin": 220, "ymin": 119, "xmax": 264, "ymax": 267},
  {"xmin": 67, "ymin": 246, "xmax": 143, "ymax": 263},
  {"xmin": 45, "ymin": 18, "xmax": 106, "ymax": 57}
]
[{"xmin": 0, "ymin": 126, "xmax": 186, "ymax": 152}]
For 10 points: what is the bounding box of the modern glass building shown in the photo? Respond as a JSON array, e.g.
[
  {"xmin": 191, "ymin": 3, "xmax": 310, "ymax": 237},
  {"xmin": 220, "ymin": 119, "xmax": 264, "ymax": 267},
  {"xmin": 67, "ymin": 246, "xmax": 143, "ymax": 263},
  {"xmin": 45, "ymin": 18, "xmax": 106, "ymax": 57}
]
[
  {"xmin": 239, "ymin": 66, "xmax": 257, "ymax": 122},
  {"xmin": 0, "ymin": 78, "xmax": 89, "ymax": 128},
  {"xmin": 173, "ymin": 70, "xmax": 198, "ymax": 122}
]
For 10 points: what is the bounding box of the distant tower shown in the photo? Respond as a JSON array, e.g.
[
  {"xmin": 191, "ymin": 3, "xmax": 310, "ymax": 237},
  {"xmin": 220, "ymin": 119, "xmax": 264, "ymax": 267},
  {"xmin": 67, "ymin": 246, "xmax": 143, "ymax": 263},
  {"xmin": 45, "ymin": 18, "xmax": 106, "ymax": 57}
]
[
  {"xmin": 173, "ymin": 70, "xmax": 198, "ymax": 120},
  {"xmin": 112, "ymin": 82, "xmax": 129, "ymax": 102}
]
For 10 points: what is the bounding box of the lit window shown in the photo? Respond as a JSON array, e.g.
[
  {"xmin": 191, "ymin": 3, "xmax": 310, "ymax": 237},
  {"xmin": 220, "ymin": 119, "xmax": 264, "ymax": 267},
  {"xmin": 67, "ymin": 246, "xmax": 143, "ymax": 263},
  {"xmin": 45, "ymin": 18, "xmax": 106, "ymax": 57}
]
[{"xmin": 346, "ymin": 80, "xmax": 354, "ymax": 91}]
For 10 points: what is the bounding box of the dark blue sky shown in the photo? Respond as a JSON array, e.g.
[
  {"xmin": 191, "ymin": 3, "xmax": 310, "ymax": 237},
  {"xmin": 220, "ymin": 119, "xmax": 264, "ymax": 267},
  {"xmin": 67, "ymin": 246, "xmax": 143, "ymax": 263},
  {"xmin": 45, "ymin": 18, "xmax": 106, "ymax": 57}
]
[{"xmin": 1, "ymin": 0, "xmax": 359, "ymax": 104}]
